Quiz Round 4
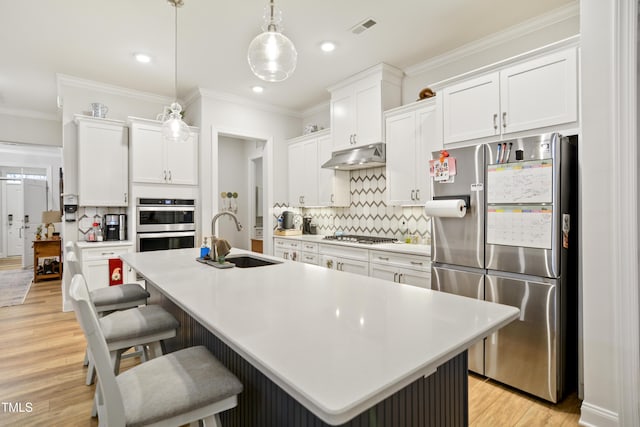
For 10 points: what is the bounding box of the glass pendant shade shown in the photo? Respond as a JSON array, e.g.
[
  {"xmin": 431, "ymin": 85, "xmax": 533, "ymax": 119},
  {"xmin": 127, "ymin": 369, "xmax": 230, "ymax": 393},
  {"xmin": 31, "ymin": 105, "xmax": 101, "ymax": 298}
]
[
  {"xmin": 248, "ymin": 30, "xmax": 297, "ymax": 82},
  {"xmin": 161, "ymin": 102, "xmax": 190, "ymax": 143}
]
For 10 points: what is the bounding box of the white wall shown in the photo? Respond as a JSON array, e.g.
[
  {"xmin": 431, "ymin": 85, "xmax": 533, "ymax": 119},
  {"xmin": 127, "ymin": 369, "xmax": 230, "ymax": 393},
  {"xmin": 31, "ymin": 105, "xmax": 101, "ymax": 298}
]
[
  {"xmin": 193, "ymin": 91, "xmax": 302, "ymax": 255},
  {"xmin": 0, "ymin": 113, "xmax": 61, "ymax": 147}
]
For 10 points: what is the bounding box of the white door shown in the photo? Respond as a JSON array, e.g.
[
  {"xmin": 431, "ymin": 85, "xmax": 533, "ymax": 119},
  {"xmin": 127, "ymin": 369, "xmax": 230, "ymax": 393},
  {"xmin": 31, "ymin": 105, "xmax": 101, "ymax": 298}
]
[
  {"xmin": 5, "ymin": 181, "xmax": 24, "ymax": 256},
  {"xmin": 386, "ymin": 111, "xmax": 416, "ymax": 205},
  {"xmin": 22, "ymin": 179, "xmax": 47, "ymax": 269}
]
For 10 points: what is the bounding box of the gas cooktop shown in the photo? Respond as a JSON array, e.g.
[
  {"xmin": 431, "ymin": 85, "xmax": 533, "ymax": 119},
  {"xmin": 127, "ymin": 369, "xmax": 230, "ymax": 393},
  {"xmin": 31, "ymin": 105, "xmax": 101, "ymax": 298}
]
[{"xmin": 322, "ymin": 234, "xmax": 398, "ymax": 244}]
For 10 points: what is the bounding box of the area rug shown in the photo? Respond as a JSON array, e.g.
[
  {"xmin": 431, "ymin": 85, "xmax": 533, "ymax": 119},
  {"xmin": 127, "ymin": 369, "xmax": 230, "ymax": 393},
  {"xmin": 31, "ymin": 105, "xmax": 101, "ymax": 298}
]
[{"xmin": 0, "ymin": 269, "xmax": 34, "ymax": 307}]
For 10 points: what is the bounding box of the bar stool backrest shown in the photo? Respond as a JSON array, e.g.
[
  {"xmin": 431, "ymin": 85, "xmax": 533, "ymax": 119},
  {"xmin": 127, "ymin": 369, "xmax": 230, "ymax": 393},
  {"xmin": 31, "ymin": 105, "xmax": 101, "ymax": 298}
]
[{"xmin": 70, "ymin": 274, "xmax": 126, "ymax": 426}]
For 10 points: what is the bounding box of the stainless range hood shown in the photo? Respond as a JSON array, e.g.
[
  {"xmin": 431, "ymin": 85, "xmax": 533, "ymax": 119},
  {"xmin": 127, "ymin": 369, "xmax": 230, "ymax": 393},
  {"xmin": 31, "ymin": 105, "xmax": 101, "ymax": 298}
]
[{"xmin": 321, "ymin": 143, "xmax": 386, "ymax": 170}]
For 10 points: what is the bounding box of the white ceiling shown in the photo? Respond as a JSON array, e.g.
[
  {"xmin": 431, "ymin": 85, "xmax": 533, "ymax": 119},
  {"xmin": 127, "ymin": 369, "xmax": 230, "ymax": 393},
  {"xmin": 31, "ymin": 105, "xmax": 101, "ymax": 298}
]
[{"xmin": 0, "ymin": 0, "xmax": 576, "ymax": 118}]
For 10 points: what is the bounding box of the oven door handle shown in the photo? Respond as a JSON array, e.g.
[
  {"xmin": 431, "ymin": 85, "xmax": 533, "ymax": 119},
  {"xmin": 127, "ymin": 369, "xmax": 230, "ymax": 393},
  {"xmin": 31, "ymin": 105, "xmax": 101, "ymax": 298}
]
[
  {"xmin": 137, "ymin": 231, "xmax": 195, "ymax": 239},
  {"xmin": 136, "ymin": 206, "xmax": 195, "ymax": 212}
]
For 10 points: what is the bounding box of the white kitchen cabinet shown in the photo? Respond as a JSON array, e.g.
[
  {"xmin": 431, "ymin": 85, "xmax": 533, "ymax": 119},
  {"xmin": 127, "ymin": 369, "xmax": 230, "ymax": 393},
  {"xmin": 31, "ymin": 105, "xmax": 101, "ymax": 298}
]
[
  {"xmin": 288, "ymin": 134, "xmax": 319, "ymax": 207},
  {"xmin": 317, "ymin": 132, "xmax": 350, "ymax": 207},
  {"xmin": 442, "ymin": 47, "xmax": 578, "ymax": 144},
  {"xmin": 75, "ymin": 116, "xmax": 129, "ymax": 207},
  {"xmin": 369, "ymin": 250, "xmax": 431, "ymax": 289},
  {"xmin": 288, "ymin": 130, "xmax": 349, "ymax": 207},
  {"xmin": 129, "ymin": 117, "xmax": 198, "ymax": 185},
  {"xmin": 76, "ymin": 243, "xmax": 138, "ymax": 292},
  {"xmin": 328, "ymin": 64, "xmax": 402, "ymax": 151},
  {"xmin": 274, "ymin": 238, "xmax": 300, "ymax": 261},
  {"xmin": 385, "ymin": 100, "xmax": 437, "ymax": 206},
  {"xmin": 319, "ymin": 244, "xmax": 369, "ymax": 277}
]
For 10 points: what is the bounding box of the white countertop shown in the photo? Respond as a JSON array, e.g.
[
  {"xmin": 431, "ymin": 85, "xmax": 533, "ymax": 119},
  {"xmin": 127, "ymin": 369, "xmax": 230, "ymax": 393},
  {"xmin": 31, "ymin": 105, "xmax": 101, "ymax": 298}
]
[
  {"xmin": 274, "ymin": 234, "xmax": 431, "ymax": 257},
  {"xmin": 121, "ymin": 248, "xmax": 517, "ymax": 425},
  {"xmin": 75, "ymin": 240, "xmax": 134, "ymax": 248}
]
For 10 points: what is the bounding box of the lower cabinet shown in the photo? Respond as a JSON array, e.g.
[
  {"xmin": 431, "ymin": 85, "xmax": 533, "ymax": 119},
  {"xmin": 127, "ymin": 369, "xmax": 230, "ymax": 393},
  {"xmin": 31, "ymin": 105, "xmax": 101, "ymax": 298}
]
[
  {"xmin": 274, "ymin": 238, "xmax": 300, "ymax": 262},
  {"xmin": 369, "ymin": 250, "xmax": 431, "ymax": 289},
  {"xmin": 319, "ymin": 244, "xmax": 369, "ymax": 277},
  {"xmin": 76, "ymin": 243, "xmax": 138, "ymax": 291}
]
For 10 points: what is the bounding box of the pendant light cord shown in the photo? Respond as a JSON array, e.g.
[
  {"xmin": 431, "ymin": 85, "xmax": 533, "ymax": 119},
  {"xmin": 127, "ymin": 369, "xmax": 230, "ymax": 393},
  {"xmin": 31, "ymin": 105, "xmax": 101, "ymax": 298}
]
[{"xmin": 173, "ymin": 1, "xmax": 178, "ymax": 103}]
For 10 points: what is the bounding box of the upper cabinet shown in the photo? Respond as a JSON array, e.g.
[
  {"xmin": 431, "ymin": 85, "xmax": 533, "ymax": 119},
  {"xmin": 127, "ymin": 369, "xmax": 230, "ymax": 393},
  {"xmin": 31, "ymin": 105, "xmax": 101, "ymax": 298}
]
[
  {"xmin": 288, "ymin": 130, "xmax": 349, "ymax": 208},
  {"xmin": 385, "ymin": 99, "xmax": 438, "ymax": 206},
  {"xmin": 129, "ymin": 117, "xmax": 199, "ymax": 185},
  {"xmin": 442, "ymin": 47, "xmax": 578, "ymax": 144},
  {"xmin": 328, "ymin": 63, "xmax": 403, "ymax": 152},
  {"xmin": 75, "ymin": 115, "xmax": 129, "ymax": 207}
]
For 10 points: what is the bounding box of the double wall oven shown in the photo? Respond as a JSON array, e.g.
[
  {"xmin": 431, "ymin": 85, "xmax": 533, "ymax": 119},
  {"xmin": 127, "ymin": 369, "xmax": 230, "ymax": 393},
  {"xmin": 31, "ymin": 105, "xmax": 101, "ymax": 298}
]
[{"xmin": 136, "ymin": 198, "xmax": 196, "ymax": 252}]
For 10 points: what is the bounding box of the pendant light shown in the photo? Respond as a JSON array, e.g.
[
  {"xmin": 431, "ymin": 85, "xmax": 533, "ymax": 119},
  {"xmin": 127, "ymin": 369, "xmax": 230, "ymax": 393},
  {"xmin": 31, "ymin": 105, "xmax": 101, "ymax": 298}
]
[
  {"xmin": 162, "ymin": 0, "xmax": 190, "ymax": 143},
  {"xmin": 247, "ymin": 0, "xmax": 297, "ymax": 82}
]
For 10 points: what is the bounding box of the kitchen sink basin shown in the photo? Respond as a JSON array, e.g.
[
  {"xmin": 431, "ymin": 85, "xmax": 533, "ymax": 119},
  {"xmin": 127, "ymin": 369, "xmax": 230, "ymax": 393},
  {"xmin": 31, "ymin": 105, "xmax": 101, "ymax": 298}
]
[{"xmin": 225, "ymin": 255, "xmax": 281, "ymax": 268}]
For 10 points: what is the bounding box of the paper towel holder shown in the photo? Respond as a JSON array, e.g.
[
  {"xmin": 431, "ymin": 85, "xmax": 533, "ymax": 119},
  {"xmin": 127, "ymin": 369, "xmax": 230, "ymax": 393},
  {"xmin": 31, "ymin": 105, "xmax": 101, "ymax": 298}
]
[{"xmin": 433, "ymin": 195, "xmax": 470, "ymax": 209}]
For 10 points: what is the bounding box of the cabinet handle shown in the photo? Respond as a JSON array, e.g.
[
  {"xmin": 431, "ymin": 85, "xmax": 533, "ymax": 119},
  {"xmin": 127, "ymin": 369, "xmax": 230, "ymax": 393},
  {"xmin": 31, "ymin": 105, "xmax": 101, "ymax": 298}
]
[
  {"xmin": 493, "ymin": 113, "xmax": 498, "ymax": 130},
  {"xmin": 168, "ymin": 170, "xmax": 172, "ymax": 182},
  {"xmin": 502, "ymin": 112, "xmax": 507, "ymax": 129},
  {"xmin": 393, "ymin": 272, "xmax": 398, "ymax": 282},
  {"xmin": 415, "ymin": 189, "xmax": 420, "ymax": 200},
  {"xmin": 410, "ymin": 190, "xmax": 415, "ymax": 201},
  {"xmin": 101, "ymin": 252, "xmax": 115, "ymax": 256},
  {"xmin": 378, "ymin": 256, "xmax": 389, "ymax": 261},
  {"xmin": 398, "ymin": 273, "xmax": 404, "ymax": 283},
  {"xmin": 338, "ymin": 262, "xmax": 343, "ymax": 271},
  {"xmin": 352, "ymin": 134, "xmax": 357, "ymax": 145},
  {"xmin": 163, "ymin": 170, "xmax": 167, "ymax": 181},
  {"xmin": 330, "ymin": 194, "xmax": 334, "ymax": 204},
  {"xmin": 410, "ymin": 261, "xmax": 424, "ymax": 266},
  {"xmin": 305, "ymin": 256, "xmax": 313, "ymax": 261}
]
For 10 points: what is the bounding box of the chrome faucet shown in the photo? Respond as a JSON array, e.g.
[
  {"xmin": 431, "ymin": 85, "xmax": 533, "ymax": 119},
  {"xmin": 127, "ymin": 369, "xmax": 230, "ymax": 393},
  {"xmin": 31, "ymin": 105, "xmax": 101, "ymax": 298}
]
[{"xmin": 210, "ymin": 211, "xmax": 243, "ymax": 259}]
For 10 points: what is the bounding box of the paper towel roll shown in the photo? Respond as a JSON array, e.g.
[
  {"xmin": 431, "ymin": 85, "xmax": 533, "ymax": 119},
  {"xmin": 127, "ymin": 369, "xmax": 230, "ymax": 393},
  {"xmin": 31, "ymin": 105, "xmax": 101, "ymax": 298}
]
[{"xmin": 424, "ymin": 199, "xmax": 467, "ymax": 218}]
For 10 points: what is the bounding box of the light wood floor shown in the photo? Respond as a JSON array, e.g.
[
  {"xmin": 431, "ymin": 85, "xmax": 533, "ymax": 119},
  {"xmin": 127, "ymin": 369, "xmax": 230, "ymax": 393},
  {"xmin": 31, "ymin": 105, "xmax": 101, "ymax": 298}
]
[
  {"xmin": 0, "ymin": 255, "xmax": 22, "ymax": 271},
  {"xmin": 0, "ymin": 279, "xmax": 581, "ymax": 426}
]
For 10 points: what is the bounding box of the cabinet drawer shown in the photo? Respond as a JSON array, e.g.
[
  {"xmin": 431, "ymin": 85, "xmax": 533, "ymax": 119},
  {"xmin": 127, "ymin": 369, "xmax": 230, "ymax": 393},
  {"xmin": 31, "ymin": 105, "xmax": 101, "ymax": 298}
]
[
  {"xmin": 274, "ymin": 238, "xmax": 300, "ymax": 250},
  {"xmin": 319, "ymin": 244, "xmax": 368, "ymax": 262},
  {"xmin": 80, "ymin": 246, "xmax": 132, "ymax": 262},
  {"xmin": 300, "ymin": 242, "xmax": 319, "ymax": 253},
  {"xmin": 369, "ymin": 250, "xmax": 430, "ymax": 272},
  {"xmin": 300, "ymin": 252, "xmax": 319, "ymax": 265}
]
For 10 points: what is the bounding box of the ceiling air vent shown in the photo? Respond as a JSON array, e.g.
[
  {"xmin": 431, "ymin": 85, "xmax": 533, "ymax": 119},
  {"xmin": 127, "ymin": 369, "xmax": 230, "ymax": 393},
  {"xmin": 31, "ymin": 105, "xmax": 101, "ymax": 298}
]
[{"xmin": 351, "ymin": 18, "xmax": 377, "ymax": 35}]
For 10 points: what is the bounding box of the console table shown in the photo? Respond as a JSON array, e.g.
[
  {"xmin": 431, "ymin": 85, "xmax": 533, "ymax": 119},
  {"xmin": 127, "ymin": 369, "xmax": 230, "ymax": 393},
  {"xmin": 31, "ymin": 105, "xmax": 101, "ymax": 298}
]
[{"xmin": 33, "ymin": 239, "xmax": 62, "ymax": 282}]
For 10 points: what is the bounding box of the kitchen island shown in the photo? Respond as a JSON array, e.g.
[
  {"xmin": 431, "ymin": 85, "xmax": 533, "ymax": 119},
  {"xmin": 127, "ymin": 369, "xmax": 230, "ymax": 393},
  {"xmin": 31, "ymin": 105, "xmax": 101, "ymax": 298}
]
[{"xmin": 121, "ymin": 248, "xmax": 519, "ymax": 426}]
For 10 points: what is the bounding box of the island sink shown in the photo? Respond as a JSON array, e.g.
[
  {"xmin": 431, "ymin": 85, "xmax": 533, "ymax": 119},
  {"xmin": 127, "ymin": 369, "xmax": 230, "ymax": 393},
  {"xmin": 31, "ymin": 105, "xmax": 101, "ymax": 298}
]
[{"xmin": 225, "ymin": 255, "xmax": 280, "ymax": 268}]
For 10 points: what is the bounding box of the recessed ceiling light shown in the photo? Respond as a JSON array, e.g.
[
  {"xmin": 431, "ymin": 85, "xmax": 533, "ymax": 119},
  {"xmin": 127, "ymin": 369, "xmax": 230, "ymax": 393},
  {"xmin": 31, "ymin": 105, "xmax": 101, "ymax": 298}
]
[
  {"xmin": 320, "ymin": 41, "xmax": 336, "ymax": 53},
  {"xmin": 252, "ymin": 85, "xmax": 264, "ymax": 94},
  {"xmin": 134, "ymin": 53, "xmax": 152, "ymax": 64}
]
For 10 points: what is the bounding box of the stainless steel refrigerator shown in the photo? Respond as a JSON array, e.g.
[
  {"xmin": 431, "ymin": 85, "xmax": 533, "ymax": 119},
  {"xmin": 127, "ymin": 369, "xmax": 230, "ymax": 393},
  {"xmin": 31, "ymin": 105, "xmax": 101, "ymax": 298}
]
[{"xmin": 429, "ymin": 133, "xmax": 578, "ymax": 403}]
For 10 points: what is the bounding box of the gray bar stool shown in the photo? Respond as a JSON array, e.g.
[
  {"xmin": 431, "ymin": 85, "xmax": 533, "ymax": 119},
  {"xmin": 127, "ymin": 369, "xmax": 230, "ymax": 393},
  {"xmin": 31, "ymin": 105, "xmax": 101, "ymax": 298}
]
[{"xmin": 70, "ymin": 275, "xmax": 242, "ymax": 426}]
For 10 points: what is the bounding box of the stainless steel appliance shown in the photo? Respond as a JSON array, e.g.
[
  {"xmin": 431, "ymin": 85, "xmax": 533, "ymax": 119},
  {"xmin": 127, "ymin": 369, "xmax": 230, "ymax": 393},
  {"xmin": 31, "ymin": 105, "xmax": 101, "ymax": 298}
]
[
  {"xmin": 136, "ymin": 198, "xmax": 196, "ymax": 252},
  {"xmin": 103, "ymin": 214, "xmax": 126, "ymax": 241},
  {"xmin": 323, "ymin": 235, "xmax": 397, "ymax": 244},
  {"xmin": 429, "ymin": 133, "xmax": 578, "ymax": 403},
  {"xmin": 280, "ymin": 211, "xmax": 295, "ymax": 229},
  {"xmin": 303, "ymin": 215, "xmax": 313, "ymax": 234}
]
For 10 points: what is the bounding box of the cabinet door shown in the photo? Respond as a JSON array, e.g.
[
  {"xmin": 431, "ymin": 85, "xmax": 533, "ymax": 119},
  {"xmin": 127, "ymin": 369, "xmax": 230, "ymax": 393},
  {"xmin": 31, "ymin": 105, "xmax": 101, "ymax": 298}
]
[
  {"xmin": 302, "ymin": 138, "xmax": 319, "ymax": 206},
  {"xmin": 414, "ymin": 104, "xmax": 437, "ymax": 204},
  {"xmin": 83, "ymin": 260, "xmax": 109, "ymax": 291},
  {"xmin": 369, "ymin": 263, "xmax": 398, "ymax": 282},
  {"xmin": 318, "ymin": 133, "xmax": 350, "ymax": 207},
  {"xmin": 397, "ymin": 267, "xmax": 430, "ymax": 289},
  {"xmin": 166, "ymin": 132, "xmax": 198, "ymax": 185},
  {"xmin": 288, "ymin": 142, "xmax": 305, "ymax": 206},
  {"xmin": 442, "ymin": 72, "xmax": 500, "ymax": 144},
  {"xmin": 386, "ymin": 111, "xmax": 417, "ymax": 205},
  {"xmin": 338, "ymin": 258, "xmax": 369, "ymax": 276},
  {"xmin": 353, "ymin": 78, "xmax": 382, "ymax": 146},
  {"xmin": 500, "ymin": 48, "xmax": 578, "ymax": 134},
  {"xmin": 78, "ymin": 120, "xmax": 128, "ymax": 206},
  {"xmin": 320, "ymin": 255, "xmax": 338, "ymax": 270},
  {"xmin": 131, "ymin": 125, "xmax": 165, "ymax": 183},
  {"xmin": 330, "ymin": 86, "xmax": 355, "ymax": 151}
]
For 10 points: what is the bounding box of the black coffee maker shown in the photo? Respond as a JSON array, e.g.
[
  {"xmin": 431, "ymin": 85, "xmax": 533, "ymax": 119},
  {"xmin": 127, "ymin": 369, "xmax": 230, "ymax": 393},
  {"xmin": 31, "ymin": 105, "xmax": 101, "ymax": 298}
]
[
  {"xmin": 303, "ymin": 215, "xmax": 313, "ymax": 234},
  {"xmin": 103, "ymin": 214, "xmax": 127, "ymax": 241}
]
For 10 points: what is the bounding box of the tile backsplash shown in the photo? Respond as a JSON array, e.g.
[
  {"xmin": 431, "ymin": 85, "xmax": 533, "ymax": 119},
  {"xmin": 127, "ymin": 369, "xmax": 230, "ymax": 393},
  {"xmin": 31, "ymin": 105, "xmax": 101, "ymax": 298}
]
[
  {"xmin": 273, "ymin": 167, "xmax": 431, "ymax": 244},
  {"xmin": 76, "ymin": 206, "xmax": 127, "ymax": 240}
]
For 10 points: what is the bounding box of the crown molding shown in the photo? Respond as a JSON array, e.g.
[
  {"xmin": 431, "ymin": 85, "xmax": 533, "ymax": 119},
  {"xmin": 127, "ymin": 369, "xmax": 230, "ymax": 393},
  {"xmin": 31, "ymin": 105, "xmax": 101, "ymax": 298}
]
[
  {"xmin": 0, "ymin": 106, "xmax": 59, "ymax": 121},
  {"xmin": 196, "ymin": 88, "xmax": 303, "ymax": 118},
  {"xmin": 56, "ymin": 74, "xmax": 174, "ymax": 105},
  {"xmin": 404, "ymin": 2, "xmax": 580, "ymax": 77}
]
